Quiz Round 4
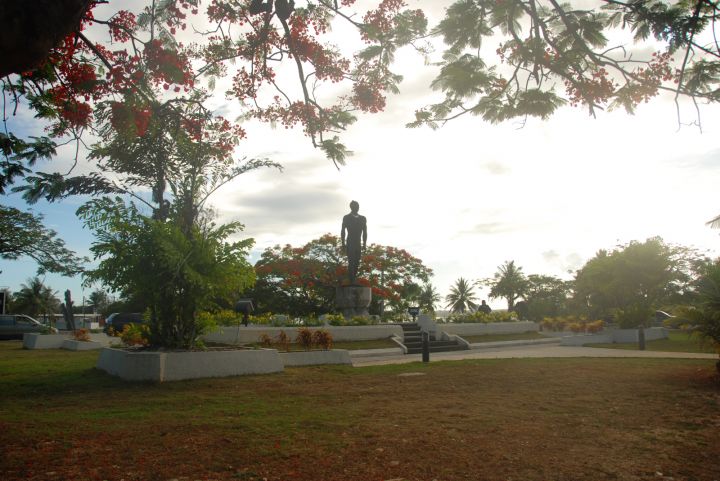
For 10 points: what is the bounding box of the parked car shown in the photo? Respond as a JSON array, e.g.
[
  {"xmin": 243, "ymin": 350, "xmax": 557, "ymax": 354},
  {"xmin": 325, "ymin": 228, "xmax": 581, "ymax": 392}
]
[
  {"xmin": 104, "ymin": 312, "xmax": 144, "ymax": 334},
  {"xmin": 0, "ymin": 314, "xmax": 58, "ymax": 340}
]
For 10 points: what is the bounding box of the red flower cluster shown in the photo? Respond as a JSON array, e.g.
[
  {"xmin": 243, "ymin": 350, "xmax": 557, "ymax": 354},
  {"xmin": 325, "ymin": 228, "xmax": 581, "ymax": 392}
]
[{"xmin": 144, "ymin": 40, "xmax": 194, "ymax": 89}]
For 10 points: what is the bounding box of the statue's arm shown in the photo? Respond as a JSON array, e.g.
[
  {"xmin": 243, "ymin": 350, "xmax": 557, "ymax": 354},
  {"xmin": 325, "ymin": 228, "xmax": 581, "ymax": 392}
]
[
  {"xmin": 362, "ymin": 218, "xmax": 367, "ymax": 248},
  {"xmin": 341, "ymin": 218, "xmax": 347, "ymax": 246}
]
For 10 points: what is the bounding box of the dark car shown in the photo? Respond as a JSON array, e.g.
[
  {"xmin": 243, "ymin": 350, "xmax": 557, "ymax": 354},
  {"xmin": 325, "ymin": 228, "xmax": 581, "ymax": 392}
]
[
  {"xmin": 104, "ymin": 312, "xmax": 144, "ymax": 334},
  {"xmin": 0, "ymin": 314, "xmax": 57, "ymax": 340}
]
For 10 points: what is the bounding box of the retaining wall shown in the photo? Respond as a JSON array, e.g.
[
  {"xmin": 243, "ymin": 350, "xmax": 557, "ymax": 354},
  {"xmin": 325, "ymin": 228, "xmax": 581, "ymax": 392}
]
[
  {"xmin": 279, "ymin": 349, "xmax": 352, "ymax": 366},
  {"xmin": 439, "ymin": 321, "xmax": 538, "ymax": 337},
  {"xmin": 24, "ymin": 333, "xmax": 117, "ymax": 349},
  {"xmin": 97, "ymin": 347, "xmax": 284, "ymax": 382},
  {"xmin": 560, "ymin": 327, "xmax": 668, "ymax": 346},
  {"xmin": 203, "ymin": 324, "xmax": 403, "ymax": 344}
]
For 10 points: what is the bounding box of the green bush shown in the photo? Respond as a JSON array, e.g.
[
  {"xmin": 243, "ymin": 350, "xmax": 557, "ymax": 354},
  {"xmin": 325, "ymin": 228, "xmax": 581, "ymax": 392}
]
[{"xmin": 447, "ymin": 310, "xmax": 519, "ymax": 323}]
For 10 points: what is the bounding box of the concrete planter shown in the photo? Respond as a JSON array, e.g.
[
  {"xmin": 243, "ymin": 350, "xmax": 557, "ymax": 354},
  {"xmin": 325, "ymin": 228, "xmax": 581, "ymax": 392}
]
[
  {"xmin": 96, "ymin": 347, "xmax": 284, "ymax": 382},
  {"xmin": 440, "ymin": 321, "xmax": 539, "ymax": 337},
  {"xmin": 279, "ymin": 349, "xmax": 352, "ymax": 367},
  {"xmin": 62, "ymin": 339, "xmax": 104, "ymax": 351},
  {"xmin": 23, "ymin": 333, "xmax": 67, "ymax": 349},
  {"xmin": 24, "ymin": 333, "xmax": 117, "ymax": 349},
  {"xmin": 204, "ymin": 324, "xmax": 402, "ymax": 344},
  {"xmin": 560, "ymin": 327, "xmax": 668, "ymax": 346}
]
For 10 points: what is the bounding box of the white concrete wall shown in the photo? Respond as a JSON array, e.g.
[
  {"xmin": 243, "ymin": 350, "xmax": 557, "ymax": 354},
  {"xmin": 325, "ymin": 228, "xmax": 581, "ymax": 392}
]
[
  {"xmin": 440, "ymin": 321, "xmax": 539, "ymax": 337},
  {"xmin": 61, "ymin": 340, "xmax": 103, "ymax": 351},
  {"xmin": 96, "ymin": 347, "xmax": 284, "ymax": 382},
  {"xmin": 560, "ymin": 333, "xmax": 614, "ymax": 346},
  {"xmin": 204, "ymin": 324, "xmax": 403, "ymax": 344},
  {"xmin": 23, "ymin": 333, "xmax": 67, "ymax": 349},
  {"xmin": 560, "ymin": 327, "xmax": 668, "ymax": 346},
  {"xmin": 162, "ymin": 350, "xmax": 284, "ymax": 381},
  {"xmin": 279, "ymin": 350, "xmax": 352, "ymax": 366},
  {"xmin": 24, "ymin": 333, "xmax": 117, "ymax": 349}
]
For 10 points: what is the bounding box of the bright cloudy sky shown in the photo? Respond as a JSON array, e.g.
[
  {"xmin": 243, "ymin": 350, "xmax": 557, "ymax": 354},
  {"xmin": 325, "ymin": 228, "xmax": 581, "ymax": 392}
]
[{"xmin": 2, "ymin": 0, "xmax": 720, "ymax": 308}]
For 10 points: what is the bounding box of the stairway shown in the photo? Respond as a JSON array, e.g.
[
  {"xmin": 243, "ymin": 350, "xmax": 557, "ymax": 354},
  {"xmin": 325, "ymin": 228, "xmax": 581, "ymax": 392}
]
[{"xmin": 400, "ymin": 323, "xmax": 466, "ymax": 354}]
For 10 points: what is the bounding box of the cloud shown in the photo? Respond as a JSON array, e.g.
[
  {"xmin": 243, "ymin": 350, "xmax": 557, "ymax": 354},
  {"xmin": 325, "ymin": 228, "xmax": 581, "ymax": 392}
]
[
  {"xmin": 482, "ymin": 161, "xmax": 511, "ymax": 175},
  {"xmin": 215, "ymin": 181, "xmax": 346, "ymax": 237},
  {"xmin": 462, "ymin": 222, "xmax": 518, "ymax": 235}
]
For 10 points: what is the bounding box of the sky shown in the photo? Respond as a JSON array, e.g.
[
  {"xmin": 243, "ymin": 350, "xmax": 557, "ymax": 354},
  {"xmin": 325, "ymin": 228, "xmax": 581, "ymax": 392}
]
[{"xmin": 1, "ymin": 0, "xmax": 720, "ymax": 309}]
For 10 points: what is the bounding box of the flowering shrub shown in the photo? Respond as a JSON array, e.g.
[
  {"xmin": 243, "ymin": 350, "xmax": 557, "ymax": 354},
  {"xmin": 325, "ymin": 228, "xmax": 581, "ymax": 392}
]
[
  {"xmin": 275, "ymin": 331, "xmax": 291, "ymax": 352},
  {"xmin": 120, "ymin": 323, "xmax": 150, "ymax": 347},
  {"xmin": 312, "ymin": 330, "xmax": 333, "ymax": 350},
  {"xmin": 296, "ymin": 327, "xmax": 314, "ymax": 351},
  {"xmin": 542, "ymin": 316, "xmax": 604, "ymax": 333},
  {"xmin": 73, "ymin": 328, "xmax": 91, "ymax": 342},
  {"xmin": 447, "ymin": 311, "xmax": 519, "ymax": 323},
  {"xmin": 259, "ymin": 333, "xmax": 274, "ymax": 348}
]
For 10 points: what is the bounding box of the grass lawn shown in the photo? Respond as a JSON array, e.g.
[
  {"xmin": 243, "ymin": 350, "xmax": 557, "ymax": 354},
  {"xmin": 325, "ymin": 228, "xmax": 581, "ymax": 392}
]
[
  {"xmin": 1, "ymin": 340, "xmax": 719, "ymax": 481},
  {"xmin": 589, "ymin": 330, "xmax": 719, "ymax": 354},
  {"xmin": 461, "ymin": 331, "xmax": 548, "ymax": 343}
]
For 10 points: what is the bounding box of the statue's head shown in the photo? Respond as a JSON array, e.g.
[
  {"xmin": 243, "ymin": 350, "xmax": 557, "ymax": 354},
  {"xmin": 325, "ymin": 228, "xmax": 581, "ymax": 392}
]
[{"xmin": 349, "ymin": 200, "xmax": 359, "ymax": 213}]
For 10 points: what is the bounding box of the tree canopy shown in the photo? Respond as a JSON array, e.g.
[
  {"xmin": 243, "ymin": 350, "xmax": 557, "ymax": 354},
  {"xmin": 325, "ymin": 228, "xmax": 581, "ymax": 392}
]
[
  {"xmin": 486, "ymin": 260, "xmax": 528, "ymax": 311},
  {"xmin": 252, "ymin": 234, "xmax": 432, "ymax": 316},
  {"xmin": 573, "ymin": 237, "xmax": 706, "ymax": 325}
]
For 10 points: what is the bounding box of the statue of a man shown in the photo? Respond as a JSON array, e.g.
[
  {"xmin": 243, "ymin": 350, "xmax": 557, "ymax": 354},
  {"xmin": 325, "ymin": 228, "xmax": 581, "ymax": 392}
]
[{"xmin": 341, "ymin": 200, "xmax": 367, "ymax": 284}]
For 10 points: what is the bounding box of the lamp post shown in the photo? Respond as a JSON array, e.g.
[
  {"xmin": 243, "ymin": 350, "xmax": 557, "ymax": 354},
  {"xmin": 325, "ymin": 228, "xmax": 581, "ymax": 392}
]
[
  {"xmin": 407, "ymin": 306, "xmax": 419, "ymax": 323},
  {"xmin": 408, "ymin": 306, "xmax": 429, "ymax": 362},
  {"xmin": 234, "ymin": 298, "xmax": 254, "ymax": 345}
]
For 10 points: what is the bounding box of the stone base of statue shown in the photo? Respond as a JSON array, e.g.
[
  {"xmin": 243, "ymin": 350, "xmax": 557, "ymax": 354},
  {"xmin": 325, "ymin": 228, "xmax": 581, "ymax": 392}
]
[{"xmin": 335, "ymin": 285, "xmax": 372, "ymax": 319}]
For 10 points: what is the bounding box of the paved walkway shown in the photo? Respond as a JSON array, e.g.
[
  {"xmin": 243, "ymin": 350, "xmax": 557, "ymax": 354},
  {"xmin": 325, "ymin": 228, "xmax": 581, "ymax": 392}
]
[{"xmin": 350, "ymin": 342, "xmax": 717, "ymax": 367}]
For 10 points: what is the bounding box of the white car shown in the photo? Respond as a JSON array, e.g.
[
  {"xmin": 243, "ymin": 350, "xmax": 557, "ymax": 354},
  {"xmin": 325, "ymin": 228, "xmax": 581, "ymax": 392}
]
[{"xmin": 0, "ymin": 314, "xmax": 58, "ymax": 339}]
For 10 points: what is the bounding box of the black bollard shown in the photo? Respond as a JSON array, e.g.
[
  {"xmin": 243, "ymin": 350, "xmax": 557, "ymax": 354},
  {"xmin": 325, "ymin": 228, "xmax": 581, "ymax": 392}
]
[
  {"xmin": 422, "ymin": 330, "xmax": 430, "ymax": 363},
  {"xmin": 638, "ymin": 325, "xmax": 646, "ymax": 351}
]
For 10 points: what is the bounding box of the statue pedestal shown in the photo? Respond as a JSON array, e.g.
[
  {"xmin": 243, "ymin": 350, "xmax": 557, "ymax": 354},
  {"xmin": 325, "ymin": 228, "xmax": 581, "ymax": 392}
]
[{"xmin": 335, "ymin": 286, "xmax": 372, "ymax": 319}]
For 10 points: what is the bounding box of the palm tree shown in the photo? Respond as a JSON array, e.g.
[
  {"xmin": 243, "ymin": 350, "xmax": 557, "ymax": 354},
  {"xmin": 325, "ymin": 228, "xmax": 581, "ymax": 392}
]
[
  {"xmin": 487, "ymin": 260, "xmax": 528, "ymax": 311},
  {"xmin": 13, "ymin": 277, "xmax": 60, "ymax": 321},
  {"xmin": 445, "ymin": 278, "xmax": 478, "ymax": 313},
  {"xmin": 418, "ymin": 283, "xmax": 441, "ymax": 313},
  {"xmin": 88, "ymin": 289, "xmax": 110, "ymax": 314}
]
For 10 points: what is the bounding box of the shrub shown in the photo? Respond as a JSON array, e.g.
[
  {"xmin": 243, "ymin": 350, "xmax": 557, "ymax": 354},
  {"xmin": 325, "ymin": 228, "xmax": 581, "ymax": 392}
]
[
  {"xmin": 121, "ymin": 323, "xmax": 150, "ymax": 347},
  {"xmin": 275, "ymin": 330, "xmax": 290, "ymax": 352},
  {"xmin": 296, "ymin": 327, "xmax": 314, "ymax": 351},
  {"xmin": 259, "ymin": 333, "xmax": 274, "ymax": 348},
  {"xmin": 249, "ymin": 312, "xmax": 274, "ymax": 325},
  {"xmin": 312, "ymin": 329, "xmax": 333, "ymax": 350},
  {"xmin": 586, "ymin": 320, "xmax": 604, "ymax": 333},
  {"xmin": 540, "ymin": 317, "xmax": 554, "ymax": 331},
  {"xmin": 73, "ymin": 328, "xmax": 91, "ymax": 342},
  {"xmin": 198, "ymin": 309, "xmax": 242, "ymax": 326},
  {"xmin": 568, "ymin": 322, "xmax": 584, "ymax": 333},
  {"xmin": 325, "ymin": 313, "xmax": 347, "ymax": 326}
]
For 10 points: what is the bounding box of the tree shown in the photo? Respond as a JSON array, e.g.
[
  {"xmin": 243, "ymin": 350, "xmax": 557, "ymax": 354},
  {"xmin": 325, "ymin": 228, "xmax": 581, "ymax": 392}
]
[
  {"xmin": 445, "ymin": 277, "xmax": 478, "ymax": 313},
  {"xmin": 574, "ymin": 237, "xmax": 703, "ymax": 324},
  {"xmin": 409, "ymin": 0, "xmax": 720, "ymax": 130},
  {"xmin": 80, "ymin": 198, "xmax": 256, "ymax": 349},
  {"xmin": 486, "ymin": 260, "xmax": 528, "ymax": 311},
  {"xmin": 418, "ymin": 283, "xmax": 441, "ymax": 314},
  {"xmin": 0, "ymin": 205, "xmax": 86, "ymax": 276},
  {"xmin": 12, "ymin": 277, "xmax": 60, "ymax": 321},
  {"xmin": 87, "ymin": 289, "xmax": 110, "ymax": 314},
  {"xmin": 252, "ymin": 234, "xmax": 433, "ymax": 316},
  {"xmin": 523, "ymin": 274, "xmax": 572, "ymax": 320}
]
